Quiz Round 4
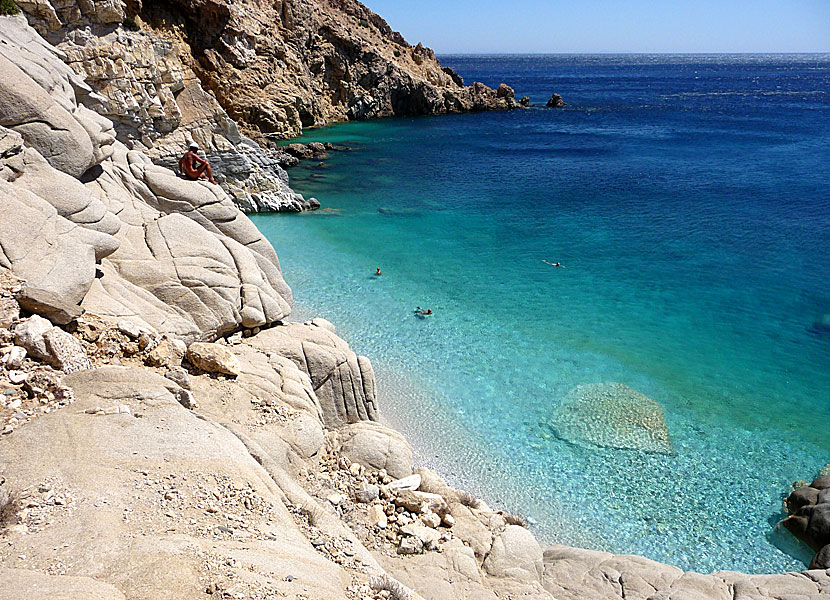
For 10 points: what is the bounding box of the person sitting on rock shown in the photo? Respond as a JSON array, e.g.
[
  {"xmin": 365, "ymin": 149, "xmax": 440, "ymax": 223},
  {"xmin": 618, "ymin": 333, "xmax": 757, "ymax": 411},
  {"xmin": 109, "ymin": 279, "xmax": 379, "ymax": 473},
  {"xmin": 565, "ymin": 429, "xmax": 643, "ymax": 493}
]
[{"xmin": 179, "ymin": 142, "xmax": 218, "ymax": 184}]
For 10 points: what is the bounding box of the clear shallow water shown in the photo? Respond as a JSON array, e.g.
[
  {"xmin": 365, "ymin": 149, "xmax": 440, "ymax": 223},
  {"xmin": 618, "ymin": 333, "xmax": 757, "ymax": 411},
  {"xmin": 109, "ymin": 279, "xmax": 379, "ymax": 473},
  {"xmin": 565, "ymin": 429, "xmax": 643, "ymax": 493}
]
[{"xmin": 252, "ymin": 54, "xmax": 830, "ymax": 573}]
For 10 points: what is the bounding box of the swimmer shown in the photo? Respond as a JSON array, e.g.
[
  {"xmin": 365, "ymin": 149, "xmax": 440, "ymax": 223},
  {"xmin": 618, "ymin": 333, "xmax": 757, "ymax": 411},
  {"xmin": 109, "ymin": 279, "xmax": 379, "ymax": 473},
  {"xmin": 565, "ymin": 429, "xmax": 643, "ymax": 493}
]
[
  {"xmin": 375, "ymin": 267, "xmax": 382, "ymax": 276},
  {"xmin": 542, "ymin": 260, "xmax": 564, "ymax": 268}
]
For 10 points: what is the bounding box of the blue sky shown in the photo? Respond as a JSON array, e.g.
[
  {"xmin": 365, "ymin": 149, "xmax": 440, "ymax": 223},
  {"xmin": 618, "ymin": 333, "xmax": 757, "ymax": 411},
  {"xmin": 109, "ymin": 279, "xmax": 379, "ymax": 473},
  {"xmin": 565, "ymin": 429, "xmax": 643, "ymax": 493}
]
[{"xmin": 363, "ymin": 0, "xmax": 830, "ymax": 53}]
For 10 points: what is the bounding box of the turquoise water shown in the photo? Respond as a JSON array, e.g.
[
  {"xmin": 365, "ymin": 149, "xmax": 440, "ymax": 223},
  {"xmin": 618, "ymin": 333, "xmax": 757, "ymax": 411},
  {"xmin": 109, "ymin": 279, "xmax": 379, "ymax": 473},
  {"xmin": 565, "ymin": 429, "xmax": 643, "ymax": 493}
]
[{"xmin": 253, "ymin": 55, "xmax": 830, "ymax": 573}]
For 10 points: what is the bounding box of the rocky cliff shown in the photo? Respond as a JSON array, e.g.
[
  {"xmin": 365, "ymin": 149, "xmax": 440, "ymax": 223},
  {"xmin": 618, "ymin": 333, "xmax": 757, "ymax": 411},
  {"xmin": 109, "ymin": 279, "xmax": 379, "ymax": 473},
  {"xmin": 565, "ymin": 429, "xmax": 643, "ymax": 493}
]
[
  {"xmin": 1, "ymin": 8, "xmax": 829, "ymax": 600},
  {"xmin": 13, "ymin": 0, "xmax": 521, "ymax": 213}
]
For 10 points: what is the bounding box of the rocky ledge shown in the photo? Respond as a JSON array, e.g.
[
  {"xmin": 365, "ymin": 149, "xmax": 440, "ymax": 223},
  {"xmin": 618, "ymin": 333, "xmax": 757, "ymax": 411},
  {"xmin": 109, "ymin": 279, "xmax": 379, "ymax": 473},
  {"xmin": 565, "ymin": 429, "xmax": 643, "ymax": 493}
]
[{"xmin": 0, "ymin": 7, "xmax": 829, "ymax": 600}]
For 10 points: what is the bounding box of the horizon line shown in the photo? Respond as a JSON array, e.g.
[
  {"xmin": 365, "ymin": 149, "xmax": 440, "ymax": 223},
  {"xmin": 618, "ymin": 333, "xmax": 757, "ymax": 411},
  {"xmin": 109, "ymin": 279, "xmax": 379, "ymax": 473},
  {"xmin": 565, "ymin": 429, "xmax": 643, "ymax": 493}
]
[{"xmin": 434, "ymin": 51, "xmax": 830, "ymax": 56}]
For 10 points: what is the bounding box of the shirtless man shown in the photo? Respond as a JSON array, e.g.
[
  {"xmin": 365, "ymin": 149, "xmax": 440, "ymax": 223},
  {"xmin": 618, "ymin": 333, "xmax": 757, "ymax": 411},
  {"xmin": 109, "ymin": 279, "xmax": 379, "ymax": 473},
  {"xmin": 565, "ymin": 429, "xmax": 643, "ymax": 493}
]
[{"xmin": 178, "ymin": 142, "xmax": 217, "ymax": 184}]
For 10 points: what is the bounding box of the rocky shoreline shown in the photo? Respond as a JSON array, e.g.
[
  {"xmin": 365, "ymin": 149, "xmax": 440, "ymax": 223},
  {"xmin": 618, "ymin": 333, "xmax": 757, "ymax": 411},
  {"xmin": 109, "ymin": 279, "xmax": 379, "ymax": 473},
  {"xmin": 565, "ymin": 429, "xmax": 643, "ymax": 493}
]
[
  {"xmin": 12, "ymin": 0, "xmax": 525, "ymax": 216},
  {"xmin": 0, "ymin": 3, "xmax": 829, "ymax": 600}
]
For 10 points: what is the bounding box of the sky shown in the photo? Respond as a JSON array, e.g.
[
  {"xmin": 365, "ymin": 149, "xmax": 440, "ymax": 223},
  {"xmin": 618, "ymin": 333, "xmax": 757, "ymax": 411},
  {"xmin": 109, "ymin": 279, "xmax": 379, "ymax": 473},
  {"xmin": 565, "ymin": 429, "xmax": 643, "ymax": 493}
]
[{"xmin": 362, "ymin": 0, "xmax": 830, "ymax": 54}]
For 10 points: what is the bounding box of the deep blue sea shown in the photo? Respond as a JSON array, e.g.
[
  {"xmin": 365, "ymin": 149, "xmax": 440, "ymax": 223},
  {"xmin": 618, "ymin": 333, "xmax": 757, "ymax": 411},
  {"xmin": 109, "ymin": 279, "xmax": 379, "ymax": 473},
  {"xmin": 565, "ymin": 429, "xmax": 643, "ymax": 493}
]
[{"xmin": 252, "ymin": 55, "xmax": 830, "ymax": 574}]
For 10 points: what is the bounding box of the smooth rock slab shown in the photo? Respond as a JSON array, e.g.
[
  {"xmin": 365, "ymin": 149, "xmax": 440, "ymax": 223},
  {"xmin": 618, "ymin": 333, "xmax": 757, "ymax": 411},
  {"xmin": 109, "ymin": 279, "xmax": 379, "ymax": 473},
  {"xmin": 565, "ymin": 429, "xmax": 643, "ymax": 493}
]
[
  {"xmin": 550, "ymin": 382, "xmax": 674, "ymax": 455},
  {"xmin": 16, "ymin": 285, "xmax": 83, "ymax": 325}
]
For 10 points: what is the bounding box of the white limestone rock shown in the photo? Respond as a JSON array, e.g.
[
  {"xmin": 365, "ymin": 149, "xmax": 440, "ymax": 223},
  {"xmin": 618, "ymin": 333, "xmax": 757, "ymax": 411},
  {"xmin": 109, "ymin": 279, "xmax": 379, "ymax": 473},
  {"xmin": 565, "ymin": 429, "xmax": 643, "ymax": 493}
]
[
  {"xmin": 14, "ymin": 314, "xmax": 54, "ymax": 361},
  {"xmin": 246, "ymin": 323, "xmax": 377, "ymax": 427},
  {"xmin": 337, "ymin": 421, "xmax": 413, "ymax": 479},
  {"xmin": 483, "ymin": 525, "xmax": 543, "ymax": 584}
]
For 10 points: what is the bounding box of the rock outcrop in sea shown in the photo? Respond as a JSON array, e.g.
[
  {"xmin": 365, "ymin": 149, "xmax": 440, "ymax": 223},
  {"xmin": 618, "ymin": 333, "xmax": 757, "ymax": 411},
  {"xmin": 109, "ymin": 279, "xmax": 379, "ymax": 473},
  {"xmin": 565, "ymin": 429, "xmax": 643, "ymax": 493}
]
[
  {"xmin": 0, "ymin": 7, "xmax": 828, "ymax": 600},
  {"xmin": 546, "ymin": 93, "xmax": 567, "ymax": 107},
  {"xmin": 782, "ymin": 473, "xmax": 830, "ymax": 570}
]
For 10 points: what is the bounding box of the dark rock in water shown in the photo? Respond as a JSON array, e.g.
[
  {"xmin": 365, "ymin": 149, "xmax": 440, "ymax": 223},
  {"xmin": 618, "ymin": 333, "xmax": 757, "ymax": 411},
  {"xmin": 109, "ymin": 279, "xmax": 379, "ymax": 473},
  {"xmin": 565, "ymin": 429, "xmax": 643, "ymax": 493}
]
[
  {"xmin": 779, "ymin": 470, "xmax": 830, "ymax": 567},
  {"xmin": 284, "ymin": 143, "xmax": 314, "ymax": 159},
  {"xmin": 787, "ymin": 486, "xmax": 820, "ymax": 513},
  {"xmin": 546, "ymin": 93, "xmax": 567, "ymax": 108},
  {"xmin": 496, "ymin": 83, "xmax": 515, "ymax": 99},
  {"xmin": 306, "ymin": 142, "xmax": 328, "ymax": 157},
  {"xmin": 799, "ymin": 503, "xmax": 830, "ymax": 550},
  {"xmin": 442, "ymin": 66, "xmax": 464, "ymax": 86},
  {"xmin": 812, "ymin": 544, "xmax": 830, "ymax": 569},
  {"xmin": 812, "ymin": 475, "xmax": 830, "ymax": 490},
  {"xmin": 549, "ymin": 382, "xmax": 673, "ymax": 455},
  {"xmin": 519, "ymin": 96, "xmax": 531, "ymax": 107},
  {"xmin": 783, "ymin": 514, "xmax": 809, "ymax": 538},
  {"xmin": 16, "ymin": 286, "xmax": 82, "ymax": 326}
]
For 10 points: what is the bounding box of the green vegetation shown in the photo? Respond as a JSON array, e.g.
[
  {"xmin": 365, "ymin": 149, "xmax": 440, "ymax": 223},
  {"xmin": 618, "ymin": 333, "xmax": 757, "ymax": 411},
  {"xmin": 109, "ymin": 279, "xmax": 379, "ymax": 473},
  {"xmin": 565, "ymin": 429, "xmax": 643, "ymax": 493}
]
[
  {"xmin": 0, "ymin": 0, "xmax": 20, "ymax": 16},
  {"xmin": 393, "ymin": 49, "xmax": 401, "ymax": 57},
  {"xmin": 358, "ymin": 18, "xmax": 369, "ymax": 27},
  {"xmin": 122, "ymin": 15, "xmax": 139, "ymax": 31}
]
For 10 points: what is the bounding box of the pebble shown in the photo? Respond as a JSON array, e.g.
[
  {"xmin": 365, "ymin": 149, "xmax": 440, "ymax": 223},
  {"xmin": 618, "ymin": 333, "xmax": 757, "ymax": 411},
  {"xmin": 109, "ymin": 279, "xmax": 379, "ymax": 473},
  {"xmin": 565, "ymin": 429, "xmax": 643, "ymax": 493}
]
[
  {"xmin": 116, "ymin": 320, "xmax": 142, "ymax": 339},
  {"xmin": 326, "ymin": 493, "xmax": 345, "ymax": 505},
  {"xmin": 5, "ymin": 346, "xmax": 26, "ymax": 369},
  {"xmin": 8, "ymin": 370, "xmax": 28, "ymax": 385},
  {"xmin": 354, "ymin": 483, "xmax": 379, "ymax": 503}
]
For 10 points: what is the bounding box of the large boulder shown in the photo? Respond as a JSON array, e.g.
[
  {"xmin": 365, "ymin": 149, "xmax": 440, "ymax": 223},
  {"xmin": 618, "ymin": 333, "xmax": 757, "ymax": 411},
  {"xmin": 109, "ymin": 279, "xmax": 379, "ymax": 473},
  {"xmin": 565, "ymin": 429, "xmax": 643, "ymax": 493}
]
[
  {"xmin": 483, "ymin": 525, "xmax": 543, "ymax": 584},
  {"xmin": 14, "ymin": 314, "xmax": 90, "ymax": 372},
  {"xmin": 78, "ymin": 147, "xmax": 293, "ymax": 340},
  {"xmin": 15, "ymin": 285, "xmax": 83, "ymax": 325},
  {"xmin": 0, "ymin": 179, "xmax": 113, "ymax": 305},
  {"xmin": 0, "ymin": 45, "xmax": 114, "ymax": 178},
  {"xmin": 246, "ymin": 321, "xmax": 378, "ymax": 428},
  {"xmin": 549, "ymin": 383, "xmax": 674, "ymax": 455},
  {"xmin": 812, "ymin": 544, "xmax": 830, "ymax": 569},
  {"xmin": 336, "ymin": 421, "xmax": 412, "ymax": 479}
]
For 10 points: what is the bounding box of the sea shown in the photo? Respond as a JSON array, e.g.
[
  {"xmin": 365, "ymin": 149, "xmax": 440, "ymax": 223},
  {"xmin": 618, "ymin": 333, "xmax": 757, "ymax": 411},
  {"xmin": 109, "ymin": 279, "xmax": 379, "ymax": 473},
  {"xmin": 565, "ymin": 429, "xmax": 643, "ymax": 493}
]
[{"xmin": 250, "ymin": 54, "xmax": 830, "ymax": 574}]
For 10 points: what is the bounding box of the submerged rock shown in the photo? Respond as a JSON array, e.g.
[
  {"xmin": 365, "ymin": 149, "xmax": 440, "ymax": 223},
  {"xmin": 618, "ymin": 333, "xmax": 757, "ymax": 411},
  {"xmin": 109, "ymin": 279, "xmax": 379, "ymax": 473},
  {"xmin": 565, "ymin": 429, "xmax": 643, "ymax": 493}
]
[{"xmin": 549, "ymin": 382, "xmax": 673, "ymax": 455}]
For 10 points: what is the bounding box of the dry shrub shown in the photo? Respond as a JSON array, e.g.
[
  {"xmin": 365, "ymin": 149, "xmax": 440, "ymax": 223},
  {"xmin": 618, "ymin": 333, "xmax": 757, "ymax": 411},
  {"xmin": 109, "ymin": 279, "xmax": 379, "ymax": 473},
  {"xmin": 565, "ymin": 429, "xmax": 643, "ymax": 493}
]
[
  {"xmin": 456, "ymin": 489, "xmax": 480, "ymax": 509},
  {"xmin": 502, "ymin": 511, "xmax": 528, "ymax": 528}
]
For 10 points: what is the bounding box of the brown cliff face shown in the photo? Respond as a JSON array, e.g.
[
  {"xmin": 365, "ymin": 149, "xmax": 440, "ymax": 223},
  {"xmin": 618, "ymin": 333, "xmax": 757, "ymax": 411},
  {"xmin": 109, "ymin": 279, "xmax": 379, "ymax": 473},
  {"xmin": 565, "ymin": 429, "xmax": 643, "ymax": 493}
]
[{"xmin": 136, "ymin": 0, "xmax": 518, "ymax": 139}]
